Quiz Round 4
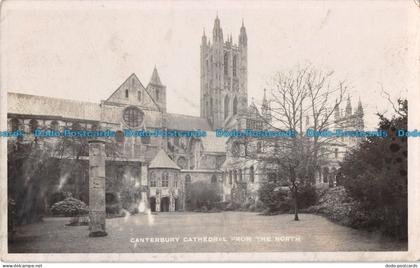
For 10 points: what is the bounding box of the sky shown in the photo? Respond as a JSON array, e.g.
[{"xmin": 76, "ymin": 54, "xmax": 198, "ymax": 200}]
[{"xmin": 1, "ymin": 1, "xmax": 418, "ymax": 129}]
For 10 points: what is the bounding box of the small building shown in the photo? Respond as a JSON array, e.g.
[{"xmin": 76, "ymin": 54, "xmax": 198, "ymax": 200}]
[{"xmin": 148, "ymin": 149, "xmax": 183, "ymax": 212}]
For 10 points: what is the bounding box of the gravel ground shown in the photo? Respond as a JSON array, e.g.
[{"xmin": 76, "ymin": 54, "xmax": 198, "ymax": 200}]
[{"xmin": 8, "ymin": 212, "xmax": 407, "ymax": 253}]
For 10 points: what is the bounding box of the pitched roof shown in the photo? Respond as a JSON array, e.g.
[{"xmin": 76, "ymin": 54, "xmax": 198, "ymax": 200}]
[
  {"xmin": 7, "ymin": 92, "xmax": 101, "ymax": 121},
  {"xmin": 148, "ymin": 149, "xmax": 180, "ymax": 170},
  {"xmin": 201, "ymin": 131, "xmax": 227, "ymax": 153},
  {"xmin": 166, "ymin": 113, "xmax": 211, "ymax": 131},
  {"xmin": 149, "ymin": 67, "xmax": 163, "ymax": 86},
  {"xmin": 247, "ymin": 103, "xmax": 260, "ymax": 116},
  {"xmin": 105, "ymin": 73, "xmax": 146, "ymax": 102}
]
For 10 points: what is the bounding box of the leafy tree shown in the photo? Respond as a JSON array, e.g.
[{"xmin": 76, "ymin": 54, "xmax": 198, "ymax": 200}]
[{"xmin": 340, "ymin": 99, "xmax": 407, "ymax": 239}]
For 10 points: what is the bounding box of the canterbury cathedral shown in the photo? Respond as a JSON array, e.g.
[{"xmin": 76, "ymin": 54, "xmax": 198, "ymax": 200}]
[{"xmin": 7, "ymin": 16, "xmax": 364, "ymax": 215}]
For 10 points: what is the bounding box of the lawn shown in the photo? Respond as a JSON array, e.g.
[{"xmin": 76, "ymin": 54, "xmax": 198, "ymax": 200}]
[{"xmin": 8, "ymin": 212, "xmax": 407, "ymax": 253}]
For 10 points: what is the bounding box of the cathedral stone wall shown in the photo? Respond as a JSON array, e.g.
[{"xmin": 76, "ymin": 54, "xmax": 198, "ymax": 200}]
[{"xmin": 6, "ymin": 16, "xmax": 365, "ymax": 215}]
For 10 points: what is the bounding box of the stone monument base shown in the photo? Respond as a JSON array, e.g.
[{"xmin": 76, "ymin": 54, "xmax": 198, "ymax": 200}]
[{"xmin": 89, "ymin": 231, "xmax": 108, "ymax": 237}]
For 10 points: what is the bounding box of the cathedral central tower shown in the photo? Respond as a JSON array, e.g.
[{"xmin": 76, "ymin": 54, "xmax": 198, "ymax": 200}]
[{"xmin": 200, "ymin": 16, "xmax": 248, "ymax": 130}]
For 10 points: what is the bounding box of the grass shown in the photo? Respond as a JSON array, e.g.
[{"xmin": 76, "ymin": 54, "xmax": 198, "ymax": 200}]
[{"xmin": 9, "ymin": 212, "xmax": 407, "ymax": 253}]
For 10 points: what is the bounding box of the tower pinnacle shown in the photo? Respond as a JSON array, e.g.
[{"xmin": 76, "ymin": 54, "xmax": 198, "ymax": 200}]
[
  {"xmin": 239, "ymin": 19, "xmax": 247, "ymax": 46},
  {"xmin": 261, "ymin": 88, "xmax": 271, "ymax": 124},
  {"xmin": 150, "ymin": 66, "xmax": 163, "ymax": 86},
  {"xmin": 334, "ymin": 99, "xmax": 340, "ymax": 121},
  {"xmin": 213, "ymin": 15, "xmax": 223, "ymax": 42},
  {"xmin": 356, "ymin": 97, "xmax": 363, "ymax": 115},
  {"xmin": 345, "ymin": 95, "xmax": 352, "ymax": 117}
]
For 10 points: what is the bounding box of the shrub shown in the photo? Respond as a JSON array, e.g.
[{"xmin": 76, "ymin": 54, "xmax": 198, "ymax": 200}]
[
  {"xmin": 119, "ymin": 189, "xmax": 135, "ymax": 210},
  {"xmin": 209, "ymin": 207, "xmax": 221, "ymax": 213},
  {"xmin": 185, "ymin": 181, "xmax": 221, "ymax": 211},
  {"xmin": 305, "ymin": 186, "xmax": 363, "ymax": 226},
  {"xmin": 297, "ymin": 184, "xmax": 318, "ymax": 209},
  {"xmin": 200, "ymin": 206, "xmax": 208, "ymax": 212},
  {"xmin": 277, "ymin": 201, "xmax": 293, "ymax": 213},
  {"xmin": 214, "ymin": 201, "xmax": 230, "ymax": 210},
  {"xmin": 248, "ymin": 204, "xmax": 256, "ymax": 212},
  {"xmin": 258, "ymin": 181, "xmax": 317, "ymax": 214},
  {"xmin": 105, "ymin": 192, "xmax": 123, "ymax": 215},
  {"xmin": 50, "ymin": 197, "xmax": 89, "ymax": 217},
  {"xmin": 225, "ymin": 202, "xmax": 241, "ymax": 211},
  {"xmin": 254, "ymin": 200, "xmax": 266, "ymax": 212},
  {"xmin": 258, "ymin": 181, "xmax": 288, "ymax": 213},
  {"xmin": 106, "ymin": 203, "xmax": 121, "ymax": 215},
  {"xmin": 239, "ymin": 200, "xmax": 252, "ymax": 211}
]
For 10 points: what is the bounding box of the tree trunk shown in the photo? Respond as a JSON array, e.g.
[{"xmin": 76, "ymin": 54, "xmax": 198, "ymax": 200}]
[
  {"xmin": 290, "ymin": 166, "xmax": 299, "ymax": 221},
  {"xmin": 293, "ymin": 186, "xmax": 299, "ymax": 221}
]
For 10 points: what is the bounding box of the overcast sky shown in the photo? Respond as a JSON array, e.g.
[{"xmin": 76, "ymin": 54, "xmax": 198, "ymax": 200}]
[{"xmin": 1, "ymin": 1, "xmax": 418, "ymax": 128}]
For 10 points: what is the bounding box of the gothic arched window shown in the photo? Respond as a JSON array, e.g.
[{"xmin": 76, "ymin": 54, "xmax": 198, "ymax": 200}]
[
  {"xmin": 229, "ymin": 171, "xmax": 232, "ymax": 185},
  {"xmin": 150, "ymin": 172, "xmax": 157, "ymax": 187},
  {"xmin": 233, "ymin": 97, "xmax": 238, "ymax": 115},
  {"xmin": 125, "ymin": 89, "xmax": 129, "ymax": 98},
  {"xmin": 71, "ymin": 122, "xmax": 82, "ymax": 131},
  {"xmin": 250, "ymin": 166, "xmax": 255, "ymax": 183},
  {"xmin": 50, "ymin": 120, "xmax": 59, "ymax": 131},
  {"xmin": 156, "ymin": 89, "xmax": 160, "ymax": 101},
  {"xmin": 224, "ymin": 95, "xmax": 230, "ymax": 119},
  {"xmin": 257, "ymin": 141, "xmax": 262, "ymax": 153},
  {"xmin": 162, "ymin": 172, "xmax": 169, "ymax": 187},
  {"xmin": 323, "ymin": 167, "xmax": 329, "ymax": 183},
  {"xmin": 211, "ymin": 174, "xmax": 217, "ymax": 184},
  {"xmin": 224, "ymin": 52, "xmax": 229, "ymax": 75},
  {"xmin": 29, "ymin": 119, "xmax": 39, "ymax": 133},
  {"xmin": 232, "ymin": 141, "xmax": 240, "ymax": 157},
  {"xmin": 233, "ymin": 55, "xmax": 237, "ymax": 77},
  {"xmin": 10, "ymin": 118, "xmax": 20, "ymax": 132},
  {"xmin": 185, "ymin": 174, "xmax": 191, "ymax": 184},
  {"xmin": 90, "ymin": 123, "xmax": 99, "ymax": 131}
]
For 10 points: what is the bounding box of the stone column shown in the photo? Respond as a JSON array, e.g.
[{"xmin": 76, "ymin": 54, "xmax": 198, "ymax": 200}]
[
  {"xmin": 140, "ymin": 164, "xmax": 149, "ymax": 213},
  {"xmin": 169, "ymin": 191, "xmax": 175, "ymax": 212},
  {"xmin": 88, "ymin": 139, "xmax": 107, "ymax": 237},
  {"xmin": 141, "ymin": 164, "xmax": 148, "ymax": 186},
  {"xmin": 155, "ymin": 189, "xmax": 161, "ymax": 212}
]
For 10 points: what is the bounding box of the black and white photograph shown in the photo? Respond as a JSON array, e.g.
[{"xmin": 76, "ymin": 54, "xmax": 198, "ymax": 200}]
[{"xmin": 0, "ymin": 0, "xmax": 419, "ymax": 264}]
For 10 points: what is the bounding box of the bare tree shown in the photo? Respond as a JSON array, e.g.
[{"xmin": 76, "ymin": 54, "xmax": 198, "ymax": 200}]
[{"xmin": 254, "ymin": 65, "xmax": 347, "ymax": 220}]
